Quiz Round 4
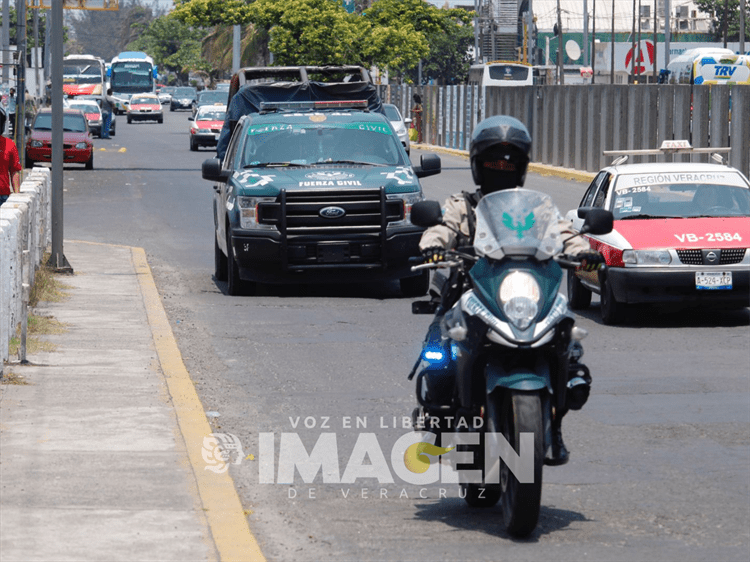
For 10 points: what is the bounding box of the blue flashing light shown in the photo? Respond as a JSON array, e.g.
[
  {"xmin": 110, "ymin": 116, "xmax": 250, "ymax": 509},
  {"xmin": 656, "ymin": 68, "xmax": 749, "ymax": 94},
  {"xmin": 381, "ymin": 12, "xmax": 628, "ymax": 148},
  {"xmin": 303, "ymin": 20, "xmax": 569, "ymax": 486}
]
[
  {"xmin": 424, "ymin": 350, "xmax": 445, "ymax": 362},
  {"xmin": 700, "ymin": 57, "xmax": 717, "ymax": 65}
]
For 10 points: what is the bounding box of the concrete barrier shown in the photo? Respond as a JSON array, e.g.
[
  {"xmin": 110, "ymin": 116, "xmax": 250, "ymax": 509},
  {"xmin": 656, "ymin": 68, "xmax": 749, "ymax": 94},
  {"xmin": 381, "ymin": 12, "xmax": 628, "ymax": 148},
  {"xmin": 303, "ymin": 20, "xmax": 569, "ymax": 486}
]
[{"xmin": 1, "ymin": 167, "xmax": 52, "ymax": 364}]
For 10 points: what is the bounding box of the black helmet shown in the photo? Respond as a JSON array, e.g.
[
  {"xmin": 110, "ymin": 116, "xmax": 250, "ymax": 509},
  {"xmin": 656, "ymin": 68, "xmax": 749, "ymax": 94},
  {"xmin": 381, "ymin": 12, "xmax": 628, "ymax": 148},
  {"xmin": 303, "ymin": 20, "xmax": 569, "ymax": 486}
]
[{"xmin": 470, "ymin": 115, "xmax": 532, "ymax": 193}]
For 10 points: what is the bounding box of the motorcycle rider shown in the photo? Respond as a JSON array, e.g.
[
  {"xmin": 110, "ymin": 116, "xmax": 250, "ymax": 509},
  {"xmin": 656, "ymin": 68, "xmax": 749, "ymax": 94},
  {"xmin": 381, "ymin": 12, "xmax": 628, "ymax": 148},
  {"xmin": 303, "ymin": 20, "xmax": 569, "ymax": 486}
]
[{"xmin": 419, "ymin": 115, "xmax": 604, "ymax": 465}]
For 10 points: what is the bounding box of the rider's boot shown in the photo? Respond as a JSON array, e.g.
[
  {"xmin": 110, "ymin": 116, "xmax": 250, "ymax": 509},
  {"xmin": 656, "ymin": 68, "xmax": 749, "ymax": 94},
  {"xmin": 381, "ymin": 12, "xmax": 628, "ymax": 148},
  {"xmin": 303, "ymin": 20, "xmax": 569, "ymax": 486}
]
[{"xmin": 545, "ymin": 418, "xmax": 569, "ymax": 466}]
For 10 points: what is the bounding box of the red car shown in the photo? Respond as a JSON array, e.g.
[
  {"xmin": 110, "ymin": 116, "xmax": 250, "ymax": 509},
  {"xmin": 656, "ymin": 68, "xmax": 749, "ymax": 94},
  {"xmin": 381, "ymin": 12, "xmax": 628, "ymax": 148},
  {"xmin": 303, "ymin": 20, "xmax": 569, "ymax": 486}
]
[{"xmin": 25, "ymin": 108, "xmax": 94, "ymax": 169}]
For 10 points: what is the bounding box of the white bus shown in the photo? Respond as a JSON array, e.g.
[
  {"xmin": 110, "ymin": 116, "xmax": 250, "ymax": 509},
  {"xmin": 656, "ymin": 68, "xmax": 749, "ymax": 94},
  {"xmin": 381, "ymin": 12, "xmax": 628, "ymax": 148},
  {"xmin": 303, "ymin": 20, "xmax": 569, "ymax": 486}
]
[
  {"xmin": 666, "ymin": 48, "xmax": 750, "ymax": 85},
  {"xmin": 63, "ymin": 54, "xmax": 107, "ymax": 98},
  {"xmin": 468, "ymin": 61, "xmax": 534, "ymax": 89},
  {"xmin": 108, "ymin": 51, "xmax": 157, "ymax": 113}
]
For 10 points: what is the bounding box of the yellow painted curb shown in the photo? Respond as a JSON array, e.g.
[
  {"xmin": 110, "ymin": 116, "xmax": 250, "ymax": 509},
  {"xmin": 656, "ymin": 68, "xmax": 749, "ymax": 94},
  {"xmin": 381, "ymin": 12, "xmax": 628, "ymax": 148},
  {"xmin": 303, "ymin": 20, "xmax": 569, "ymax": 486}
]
[
  {"xmin": 131, "ymin": 247, "xmax": 266, "ymax": 562},
  {"xmin": 412, "ymin": 143, "xmax": 596, "ymax": 184}
]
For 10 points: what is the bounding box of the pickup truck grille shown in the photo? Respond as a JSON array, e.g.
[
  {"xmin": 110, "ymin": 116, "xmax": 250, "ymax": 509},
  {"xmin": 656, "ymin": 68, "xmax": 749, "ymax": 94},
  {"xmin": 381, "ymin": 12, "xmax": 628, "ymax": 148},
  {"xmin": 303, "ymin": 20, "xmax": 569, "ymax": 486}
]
[
  {"xmin": 257, "ymin": 188, "xmax": 403, "ymax": 234},
  {"xmin": 257, "ymin": 188, "xmax": 405, "ymax": 269}
]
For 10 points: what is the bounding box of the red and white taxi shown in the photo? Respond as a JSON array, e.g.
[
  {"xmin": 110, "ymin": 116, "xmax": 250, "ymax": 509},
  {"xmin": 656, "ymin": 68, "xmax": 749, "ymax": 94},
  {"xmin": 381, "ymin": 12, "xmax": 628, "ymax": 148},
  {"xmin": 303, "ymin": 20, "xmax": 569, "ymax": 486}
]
[
  {"xmin": 188, "ymin": 104, "xmax": 226, "ymax": 151},
  {"xmin": 566, "ymin": 144, "xmax": 750, "ymax": 324},
  {"xmin": 68, "ymin": 100, "xmax": 103, "ymax": 137},
  {"xmin": 126, "ymin": 93, "xmax": 163, "ymax": 124}
]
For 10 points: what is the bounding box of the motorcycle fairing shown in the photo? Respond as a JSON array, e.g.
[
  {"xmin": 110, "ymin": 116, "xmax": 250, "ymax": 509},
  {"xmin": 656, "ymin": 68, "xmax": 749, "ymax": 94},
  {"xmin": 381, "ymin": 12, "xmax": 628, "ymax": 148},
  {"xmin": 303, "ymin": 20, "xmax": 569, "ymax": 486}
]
[
  {"xmin": 485, "ymin": 351, "xmax": 553, "ymax": 393},
  {"xmin": 469, "ymin": 259, "xmax": 563, "ymax": 331}
]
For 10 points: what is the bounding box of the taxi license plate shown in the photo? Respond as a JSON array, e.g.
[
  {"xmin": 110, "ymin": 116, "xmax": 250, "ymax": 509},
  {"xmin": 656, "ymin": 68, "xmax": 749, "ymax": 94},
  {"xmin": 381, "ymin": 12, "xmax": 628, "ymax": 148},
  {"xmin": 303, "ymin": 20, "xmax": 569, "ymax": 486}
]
[{"xmin": 696, "ymin": 271, "xmax": 732, "ymax": 290}]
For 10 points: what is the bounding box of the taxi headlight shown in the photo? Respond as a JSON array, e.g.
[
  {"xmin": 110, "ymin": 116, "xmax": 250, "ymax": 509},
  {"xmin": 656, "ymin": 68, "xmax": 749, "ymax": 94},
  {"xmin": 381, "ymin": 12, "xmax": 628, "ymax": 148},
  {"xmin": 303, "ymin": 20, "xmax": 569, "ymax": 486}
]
[
  {"xmin": 499, "ymin": 271, "xmax": 541, "ymax": 330},
  {"xmin": 622, "ymin": 249, "xmax": 672, "ymax": 265},
  {"xmin": 75, "ymin": 142, "xmax": 88, "ymax": 149}
]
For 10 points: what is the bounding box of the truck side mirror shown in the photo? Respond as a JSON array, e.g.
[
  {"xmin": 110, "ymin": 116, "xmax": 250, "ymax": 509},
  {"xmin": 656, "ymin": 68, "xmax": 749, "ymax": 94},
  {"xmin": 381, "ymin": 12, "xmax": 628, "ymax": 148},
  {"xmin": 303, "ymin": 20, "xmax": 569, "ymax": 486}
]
[
  {"xmin": 414, "ymin": 153, "xmax": 441, "ymax": 178},
  {"xmin": 202, "ymin": 158, "xmax": 230, "ymax": 183}
]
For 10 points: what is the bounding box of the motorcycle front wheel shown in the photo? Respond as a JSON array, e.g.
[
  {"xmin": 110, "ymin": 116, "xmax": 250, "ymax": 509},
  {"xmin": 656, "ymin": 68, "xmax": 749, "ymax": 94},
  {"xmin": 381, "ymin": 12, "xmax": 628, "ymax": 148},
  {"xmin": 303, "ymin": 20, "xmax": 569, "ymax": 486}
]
[{"xmin": 488, "ymin": 390, "xmax": 544, "ymax": 537}]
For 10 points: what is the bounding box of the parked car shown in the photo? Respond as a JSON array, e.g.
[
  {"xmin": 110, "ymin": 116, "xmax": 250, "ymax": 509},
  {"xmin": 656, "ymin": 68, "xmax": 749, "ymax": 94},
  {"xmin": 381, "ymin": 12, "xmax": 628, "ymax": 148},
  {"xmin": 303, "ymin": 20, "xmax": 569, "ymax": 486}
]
[
  {"xmin": 127, "ymin": 93, "xmax": 163, "ymax": 123},
  {"xmin": 188, "ymin": 104, "xmax": 226, "ymax": 151},
  {"xmin": 170, "ymin": 86, "xmax": 197, "ymax": 111},
  {"xmin": 383, "ymin": 103, "xmax": 412, "ymax": 155},
  {"xmin": 566, "ymin": 141, "xmax": 750, "ymax": 324},
  {"xmin": 26, "ymin": 108, "xmax": 94, "ymax": 169}
]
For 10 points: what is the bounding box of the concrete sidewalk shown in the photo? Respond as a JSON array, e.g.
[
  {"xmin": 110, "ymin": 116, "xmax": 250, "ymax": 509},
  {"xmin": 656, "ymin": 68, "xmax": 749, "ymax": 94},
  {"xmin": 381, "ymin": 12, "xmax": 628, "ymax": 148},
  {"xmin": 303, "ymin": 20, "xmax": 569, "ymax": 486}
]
[{"xmin": 0, "ymin": 241, "xmax": 263, "ymax": 562}]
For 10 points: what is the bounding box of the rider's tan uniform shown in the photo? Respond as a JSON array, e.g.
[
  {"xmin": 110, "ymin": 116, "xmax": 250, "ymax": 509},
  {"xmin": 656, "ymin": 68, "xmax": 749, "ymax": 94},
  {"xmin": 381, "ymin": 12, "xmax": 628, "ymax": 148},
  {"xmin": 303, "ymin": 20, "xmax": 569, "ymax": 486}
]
[{"xmin": 419, "ymin": 192, "xmax": 591, "ymax": 255}]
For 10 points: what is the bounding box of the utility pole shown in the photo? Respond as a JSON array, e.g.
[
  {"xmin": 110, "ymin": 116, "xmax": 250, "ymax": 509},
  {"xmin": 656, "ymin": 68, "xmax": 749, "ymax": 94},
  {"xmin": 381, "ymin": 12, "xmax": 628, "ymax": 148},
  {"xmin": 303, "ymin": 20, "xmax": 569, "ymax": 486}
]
[
  {"xmin": 665, "ymin": 0, "xmax": 670, "ymax": 72},
  {"xmin": 741, "ymin": 0, "xmax": 746, "ymax": 54},
  {"xmin": 637, "ymin": 0, "xmax": 642, "ymax": 83},
  {"xmin": 2, "ymin": 0, "xmax": 9, "ymax": 86},
  {"xmin": 557, "ymin": 0, "xmax": 564, "ymax": 84},
  {"xmin": 584, "ymin": 0, "xmax": 589, "ymax": 66},
  {"xmin": 653, "ymin": 0, "xmax": 658, "ymax": 82},
  {"xmin": 592, "ymin": 0, "xmax": 597, "ymax": 81},
  {"xmin": 15, "ymin": 0, "xmax": 26, "ymax": 157},
  {"xmin": 611, "ymin": 0, "xmax": 616, "ymax": 84},
  {"xmin": 631, "ymin": 0, "xmax": 637, "ymax": 84},
  {"xmin": 723, "ymin": 0, "xmax": 729, "ymax": 49}
]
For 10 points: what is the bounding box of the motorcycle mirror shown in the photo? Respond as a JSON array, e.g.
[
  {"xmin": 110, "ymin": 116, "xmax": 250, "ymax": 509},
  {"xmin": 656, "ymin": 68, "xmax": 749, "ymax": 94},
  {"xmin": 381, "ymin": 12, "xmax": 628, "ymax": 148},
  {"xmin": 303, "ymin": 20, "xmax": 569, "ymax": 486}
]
[
  {"xmin": 410, "ymin": 200, "xmax": 443, "ymax": 228},
  {"xmin": 580, "ymin": 208, "xmax": 614, "ymax": 235}
]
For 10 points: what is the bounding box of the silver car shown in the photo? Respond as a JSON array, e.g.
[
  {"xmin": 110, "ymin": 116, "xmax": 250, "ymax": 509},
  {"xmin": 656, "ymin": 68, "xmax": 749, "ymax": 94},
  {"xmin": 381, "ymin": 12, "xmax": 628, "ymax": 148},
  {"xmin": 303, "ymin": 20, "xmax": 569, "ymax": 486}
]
[{"xmin": 383, "ymin": 103, "xmax": 412, "ymax": 155}]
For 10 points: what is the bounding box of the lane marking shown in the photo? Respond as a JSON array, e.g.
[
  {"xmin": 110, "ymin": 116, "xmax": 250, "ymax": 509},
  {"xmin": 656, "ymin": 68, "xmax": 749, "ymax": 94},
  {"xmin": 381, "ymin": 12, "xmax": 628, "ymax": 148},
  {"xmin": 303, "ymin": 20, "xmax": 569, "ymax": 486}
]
[{"xmin": 131, "ymin": 246, "xmax": 266, "ymax": 562}]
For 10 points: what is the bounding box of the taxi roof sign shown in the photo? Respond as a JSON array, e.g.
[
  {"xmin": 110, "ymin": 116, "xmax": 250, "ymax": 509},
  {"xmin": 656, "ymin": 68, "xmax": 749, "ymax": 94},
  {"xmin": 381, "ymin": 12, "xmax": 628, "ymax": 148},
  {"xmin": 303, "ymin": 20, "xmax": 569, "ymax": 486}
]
[{"xmin": 604, "ymin": 140, "xmax": 731, "ymax": 164}]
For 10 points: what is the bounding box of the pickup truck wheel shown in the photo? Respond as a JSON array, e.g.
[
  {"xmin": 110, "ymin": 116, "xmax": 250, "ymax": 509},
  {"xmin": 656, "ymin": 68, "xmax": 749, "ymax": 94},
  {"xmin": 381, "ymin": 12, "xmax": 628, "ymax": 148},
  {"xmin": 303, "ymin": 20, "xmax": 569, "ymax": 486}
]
[
  {"xmin": 214, "ymin": 236, "xmax": 227, "ymax": 282},
  {"xmin": 226, "ymin": 233, "xmax": 256, "ymax": 296},
  {"xmin": 400, "ymin": 270, "xmax": 429, "ymax": 297}
]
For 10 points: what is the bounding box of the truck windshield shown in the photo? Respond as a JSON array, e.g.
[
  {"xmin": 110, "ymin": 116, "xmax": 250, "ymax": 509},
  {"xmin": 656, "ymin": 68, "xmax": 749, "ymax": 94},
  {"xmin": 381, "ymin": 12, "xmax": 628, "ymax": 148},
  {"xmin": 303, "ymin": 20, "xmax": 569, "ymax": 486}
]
[{"xmin": 240, "ymin": 120, "xmax": 405, "ymax": 167}]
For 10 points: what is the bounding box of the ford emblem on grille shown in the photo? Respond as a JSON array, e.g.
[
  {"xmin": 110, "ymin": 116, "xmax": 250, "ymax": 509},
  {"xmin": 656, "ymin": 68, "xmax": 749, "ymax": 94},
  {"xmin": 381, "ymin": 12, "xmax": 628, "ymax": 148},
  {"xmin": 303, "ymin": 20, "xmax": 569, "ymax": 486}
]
[{"xmin": 320, "ymin": 206, "xmax": 346, "ymax": 219}]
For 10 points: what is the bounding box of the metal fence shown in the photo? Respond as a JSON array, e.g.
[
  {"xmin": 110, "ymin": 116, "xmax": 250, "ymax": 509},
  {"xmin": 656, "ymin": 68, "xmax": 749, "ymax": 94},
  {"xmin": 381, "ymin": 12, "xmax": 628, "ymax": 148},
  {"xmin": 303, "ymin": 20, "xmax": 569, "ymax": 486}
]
[{"xmin": 377, "ymin": 84, "xmax": 750, "ymax": 178}]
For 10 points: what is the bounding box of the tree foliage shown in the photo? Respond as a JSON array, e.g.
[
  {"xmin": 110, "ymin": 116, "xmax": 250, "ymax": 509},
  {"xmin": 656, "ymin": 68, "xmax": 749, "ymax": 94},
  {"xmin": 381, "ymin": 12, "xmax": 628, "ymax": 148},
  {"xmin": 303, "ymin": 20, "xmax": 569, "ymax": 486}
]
[
  {"xmin": 126, "ymin": 15, "xmax": 209, "ymax": 84},
  {"xmin": 172, "ymin": 0, "xmax": 474, "ymax": 82},
  {"xmin": 694, "ymin": 0, "xmax": 749, "ymax": 42},
  {"xmin": 68, "ymin": 0, "xmax": 157, "ymax": 61}
]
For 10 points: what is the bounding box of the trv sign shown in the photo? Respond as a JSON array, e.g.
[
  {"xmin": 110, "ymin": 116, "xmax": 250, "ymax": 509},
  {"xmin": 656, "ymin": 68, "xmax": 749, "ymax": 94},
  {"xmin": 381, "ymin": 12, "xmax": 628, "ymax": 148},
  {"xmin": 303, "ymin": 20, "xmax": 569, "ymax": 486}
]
[{"xmin": 257, "ymin": 431, "xmax": 535, "ymax": 485}]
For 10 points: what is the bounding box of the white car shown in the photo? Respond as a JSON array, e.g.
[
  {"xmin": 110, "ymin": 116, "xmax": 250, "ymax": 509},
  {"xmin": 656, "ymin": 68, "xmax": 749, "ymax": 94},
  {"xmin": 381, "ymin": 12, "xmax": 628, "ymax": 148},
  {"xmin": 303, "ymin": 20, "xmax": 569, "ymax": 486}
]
[
  {"xmin": 68, "ymin": 100, "xmax": 104, "ymax": 137},
  {"xmin": 383, "ymin": 103, "xmax": 412, "ymax": 155}
]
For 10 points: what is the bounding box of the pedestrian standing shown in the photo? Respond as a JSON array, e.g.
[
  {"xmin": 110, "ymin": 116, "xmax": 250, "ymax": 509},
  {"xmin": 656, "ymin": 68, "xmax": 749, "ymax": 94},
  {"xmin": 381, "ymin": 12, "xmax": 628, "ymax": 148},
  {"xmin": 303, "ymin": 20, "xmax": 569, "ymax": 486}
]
[
  {"xmin": 0, "ymin": 109, "xmax": 22, "ymax": 207},
  {"xmin": 7, "ymin": 88, "xmax": 17, "ymax": 137},
  {"xmin": 101, "ymin": 88, "xmax": 115, "ymax": 139}
]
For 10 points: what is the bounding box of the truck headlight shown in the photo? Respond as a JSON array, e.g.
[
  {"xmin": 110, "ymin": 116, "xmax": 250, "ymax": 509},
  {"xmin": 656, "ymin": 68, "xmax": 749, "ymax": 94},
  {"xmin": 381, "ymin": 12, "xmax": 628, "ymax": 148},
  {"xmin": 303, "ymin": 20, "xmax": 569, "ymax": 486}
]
[
  {"xmin": 237, "ymin": 196, "xmax": 276, "ymax": 230},
  {"xmin": 387, "ymin": 192, "xmax": 423, "ymax": 226},
  {"xmin": 622, "ymin": 249, "xmax": 671, "ymax": 265},
  {"xmin": 499, "ymin": 271, "xmax": 541, "ymax": 330}
]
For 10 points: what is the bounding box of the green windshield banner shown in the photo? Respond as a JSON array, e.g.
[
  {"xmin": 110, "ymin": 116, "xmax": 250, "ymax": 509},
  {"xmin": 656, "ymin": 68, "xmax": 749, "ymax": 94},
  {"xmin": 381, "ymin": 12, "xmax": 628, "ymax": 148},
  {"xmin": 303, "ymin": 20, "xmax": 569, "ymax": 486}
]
[{"xmin": 247, "ymin": 122, "xmax": 392, "ymax": 136}]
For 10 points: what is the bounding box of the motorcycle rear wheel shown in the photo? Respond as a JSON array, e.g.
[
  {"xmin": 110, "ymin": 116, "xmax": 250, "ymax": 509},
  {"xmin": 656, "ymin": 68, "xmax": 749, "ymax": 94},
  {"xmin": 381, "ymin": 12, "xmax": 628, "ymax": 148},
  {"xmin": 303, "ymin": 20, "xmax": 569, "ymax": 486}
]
[{"xmin": 489, "ymin": 390, "xmax": 544, "ymax": 537}]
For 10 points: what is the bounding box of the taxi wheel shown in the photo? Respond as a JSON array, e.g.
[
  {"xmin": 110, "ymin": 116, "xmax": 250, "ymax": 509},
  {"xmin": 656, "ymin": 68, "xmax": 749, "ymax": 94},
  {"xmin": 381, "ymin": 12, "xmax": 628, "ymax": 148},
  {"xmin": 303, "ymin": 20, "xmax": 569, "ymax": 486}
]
[
  {"xmin": 567, "ymin": 270, "xmax": 592, "ymax": 310},
  {"xmin": 190, "ymin": 137, "xmax": 198, "ymax": 151},
  {"xmin": 127, "ymin": 115, "xmax": 132, "ymax": 124},
  {"xmin": 600, "ymin": 275, "xmax": 624, "ymax": 325}
]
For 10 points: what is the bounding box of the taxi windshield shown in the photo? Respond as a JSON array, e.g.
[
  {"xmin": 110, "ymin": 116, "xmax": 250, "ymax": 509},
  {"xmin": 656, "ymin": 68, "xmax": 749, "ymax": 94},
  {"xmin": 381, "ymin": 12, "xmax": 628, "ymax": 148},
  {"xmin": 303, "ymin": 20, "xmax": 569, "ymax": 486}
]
[
  {"xmin": 71, "ymin": 103, "xmax": 100, "ymax": 114},
  {"xmin": 611, "ymin": 173, "xmax": 750, "ymax": 219},
  {"xmin": 197, "ymin": 109, "xmax": 225, "ymax": 121},
  {"xmin": 239, "ymin": 120, "xmax": 405, "ymax": 167}
]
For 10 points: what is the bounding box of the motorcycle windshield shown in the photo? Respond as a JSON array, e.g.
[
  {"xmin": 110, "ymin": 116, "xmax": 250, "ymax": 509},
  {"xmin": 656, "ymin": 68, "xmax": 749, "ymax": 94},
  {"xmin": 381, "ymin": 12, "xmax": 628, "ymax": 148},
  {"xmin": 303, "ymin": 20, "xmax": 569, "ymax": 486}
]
[{"xmin": 474, "ymin": 189, "xmax": 564, "ymax": 261}]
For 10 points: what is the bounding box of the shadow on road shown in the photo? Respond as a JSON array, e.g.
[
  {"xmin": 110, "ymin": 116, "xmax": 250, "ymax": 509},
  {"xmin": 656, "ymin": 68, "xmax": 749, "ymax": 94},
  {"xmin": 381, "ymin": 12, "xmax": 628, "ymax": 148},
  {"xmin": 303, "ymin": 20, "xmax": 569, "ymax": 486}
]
[{"xmin": 412, "ymin": 497, "xmax": 589, "ymax": 542}]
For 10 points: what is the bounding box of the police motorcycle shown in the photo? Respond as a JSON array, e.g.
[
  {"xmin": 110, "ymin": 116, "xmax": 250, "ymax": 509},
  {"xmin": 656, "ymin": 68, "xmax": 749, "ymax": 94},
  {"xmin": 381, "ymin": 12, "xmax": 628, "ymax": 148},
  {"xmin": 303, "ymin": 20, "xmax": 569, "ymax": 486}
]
[{"xmin": 407, "ymin": 189, "xmax": 613, "ymax": 537}]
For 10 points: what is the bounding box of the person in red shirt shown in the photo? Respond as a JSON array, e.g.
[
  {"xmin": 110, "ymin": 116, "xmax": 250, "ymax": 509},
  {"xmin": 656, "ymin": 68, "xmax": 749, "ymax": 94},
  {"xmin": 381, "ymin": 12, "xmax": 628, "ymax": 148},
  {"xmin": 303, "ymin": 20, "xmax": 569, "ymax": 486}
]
[{"xmin": 0, "ymin": 108, "xmax": 22, "ymax": 206}]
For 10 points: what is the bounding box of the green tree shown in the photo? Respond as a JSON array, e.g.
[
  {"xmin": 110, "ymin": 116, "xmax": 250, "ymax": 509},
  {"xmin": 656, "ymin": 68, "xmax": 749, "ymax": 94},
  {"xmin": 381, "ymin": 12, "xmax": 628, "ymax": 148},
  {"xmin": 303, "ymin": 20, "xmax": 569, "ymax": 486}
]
[
  {"xmin": 694, "ymin": 0, "xmax": 749, "ymax": 42},
  {"xmin": 126, "ymin": 15, "xmax": 209, "ymax": 84},
  {"xmin": 404, "ymin": 19, "xmax": 474, "ymax": 85}
]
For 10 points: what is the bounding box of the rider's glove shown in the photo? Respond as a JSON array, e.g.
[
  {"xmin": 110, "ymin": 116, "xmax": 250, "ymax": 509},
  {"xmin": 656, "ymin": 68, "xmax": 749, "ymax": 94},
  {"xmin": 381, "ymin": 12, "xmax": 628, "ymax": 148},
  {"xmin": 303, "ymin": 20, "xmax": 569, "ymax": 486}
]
[
  {"xmin": 421, "ymin": 246, "xmax": 446, "ymax": 264},
  {"xmin": 577, "ymin": 251, "xmax": 605, "ymax": 272}
]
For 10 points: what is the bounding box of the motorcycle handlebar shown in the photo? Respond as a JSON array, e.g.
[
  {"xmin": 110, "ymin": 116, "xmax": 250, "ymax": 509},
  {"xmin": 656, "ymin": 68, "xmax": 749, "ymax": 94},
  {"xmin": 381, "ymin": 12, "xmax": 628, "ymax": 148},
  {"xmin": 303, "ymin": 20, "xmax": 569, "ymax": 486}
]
[{"xmin": 410, "ymin": 260, "xmax": 462, "ymax": 272}]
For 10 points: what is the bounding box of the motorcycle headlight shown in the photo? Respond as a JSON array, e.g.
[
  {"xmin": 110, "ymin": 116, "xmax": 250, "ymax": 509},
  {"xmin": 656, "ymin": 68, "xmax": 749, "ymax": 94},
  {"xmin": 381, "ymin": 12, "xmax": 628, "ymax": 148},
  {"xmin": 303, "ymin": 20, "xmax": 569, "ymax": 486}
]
[
  {"xmin": 622, "ymin": 249, "xmax": 672, "ymax": 265},
  {"xmin": 498, "ymin": 271, "xmax": 541, "ymax": 330}
]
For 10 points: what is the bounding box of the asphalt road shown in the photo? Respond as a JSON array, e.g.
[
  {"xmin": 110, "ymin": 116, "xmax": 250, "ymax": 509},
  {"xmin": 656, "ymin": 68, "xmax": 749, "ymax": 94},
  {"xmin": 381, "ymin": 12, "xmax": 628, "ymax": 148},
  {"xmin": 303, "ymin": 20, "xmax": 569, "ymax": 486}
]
[{"xmin": 59, "ymin": 108, "xmax": 750, "ymax": 561}]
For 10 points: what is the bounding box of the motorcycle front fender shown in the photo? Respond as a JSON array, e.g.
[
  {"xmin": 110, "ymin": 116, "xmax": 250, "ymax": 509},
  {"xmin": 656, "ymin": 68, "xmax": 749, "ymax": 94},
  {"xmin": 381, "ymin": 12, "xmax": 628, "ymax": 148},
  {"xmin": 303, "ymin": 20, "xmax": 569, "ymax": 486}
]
[{"xmin": 485, "ymin": 353, "xmax": 553, "ymax": 394}]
